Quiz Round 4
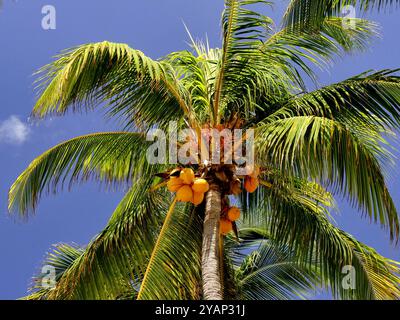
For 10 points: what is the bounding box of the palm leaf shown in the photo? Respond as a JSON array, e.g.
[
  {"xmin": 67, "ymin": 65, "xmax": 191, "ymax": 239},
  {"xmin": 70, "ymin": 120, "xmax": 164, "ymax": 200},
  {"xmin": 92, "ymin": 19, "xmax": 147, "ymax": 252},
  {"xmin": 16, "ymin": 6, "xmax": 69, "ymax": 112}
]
[
  {"xmin": 270, "ymin": 70, "xmax": 400, "ymax": 129},
  {"xmin": 256, "ymin": 115, "xmax": 399, "ymax": 240},
  {"xmin": 33, "ymin": 42, "xmax": 190, "ymax": 129},
  {"xmin": 262, "ymin": 18, "xmax": 379, "ymax": 82},
  {"xmin": 41, "ymin": 179, "xmax": 169, "ymax": 299},
  {"xmin": 22, "ymin": 243, "xmax": 84, "ymax": 300},
  {"xmin": 228, "ymin": 228, "xmax": 321, "ymax": 300},
  {"xmin": 239, "ymin": 181, "xmax": 400, "ymax": 299},
  {"xmin": 215, "ymin": 0, "xmax": 278, "ymax": 122},
  {"xmin": 8, "ymin": 132, "xmax": 157, "ymax": 215},
  {"xmin": 283, "ymin": 0, "xmax": 400, "ymax": 32},
  {"xmin": 137, "ymin": 201, "xmax": 203, "ymax": 300}
]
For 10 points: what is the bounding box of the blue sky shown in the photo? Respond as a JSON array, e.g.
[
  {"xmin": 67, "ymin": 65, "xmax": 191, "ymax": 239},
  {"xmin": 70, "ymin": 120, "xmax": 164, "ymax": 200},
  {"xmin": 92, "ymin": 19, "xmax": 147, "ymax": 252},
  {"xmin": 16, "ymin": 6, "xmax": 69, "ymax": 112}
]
[{"xmin": 0, "ymin": 1, "xmax": 399, "ymax": 299}]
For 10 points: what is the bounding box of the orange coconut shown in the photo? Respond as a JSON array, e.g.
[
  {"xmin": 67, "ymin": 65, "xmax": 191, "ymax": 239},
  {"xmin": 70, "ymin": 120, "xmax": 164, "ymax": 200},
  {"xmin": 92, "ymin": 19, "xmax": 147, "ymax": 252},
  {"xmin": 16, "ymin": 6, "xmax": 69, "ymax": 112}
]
[
  {"xmin": 192, "ymin": 178, "xmax": 210, "ymax": 193},
  {"xmin": 167, "ymin": 177, "xmax": 184, "ymax": 192},
  {"xmin": 220, "ymin": 218, "xmax": 233, "ymax": 235},
  {"xmin": 227, "ymin": 207, "xmax": 240, "ymax": 222},
  {"xmin": 176, "ymin": 185, "xmax": 193, "ymax": 202},
  {"xmin": 244, "ymin": 176, "xmax": 259, "ymax": 193},
  {"xmin": 180, "ymin": 168, "xmax": 195, "ymax": 185},
  {"xmin": 192, "ymin": 192, "xmax": 205, "ymax": 206}
]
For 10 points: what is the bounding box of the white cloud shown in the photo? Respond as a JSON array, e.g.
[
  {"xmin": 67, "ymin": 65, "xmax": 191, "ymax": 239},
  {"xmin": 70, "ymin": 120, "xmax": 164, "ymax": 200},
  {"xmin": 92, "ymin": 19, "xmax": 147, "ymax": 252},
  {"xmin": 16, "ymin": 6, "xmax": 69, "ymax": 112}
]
[{"xmin": 0, "ymin": 115, "xmax": 31, "ymax": 145}]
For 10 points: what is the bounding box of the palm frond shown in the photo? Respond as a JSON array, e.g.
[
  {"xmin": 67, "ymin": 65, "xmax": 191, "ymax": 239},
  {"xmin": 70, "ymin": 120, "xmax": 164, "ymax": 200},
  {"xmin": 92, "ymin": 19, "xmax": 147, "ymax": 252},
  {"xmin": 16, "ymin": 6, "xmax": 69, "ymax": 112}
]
[
  {"xmin": 215, "ymin": 0, "xmax": 277, "ymax": 122},
  {"xmin": 270, "ymin": 70, "xmax": 400, "ymax": 129},
  {"xmin": 30, "ymin": 182, "xmax": 204, "ymax": 300},
  {"xmin": 219, "ymin": 12, "xmax": 379, "ymax": 122},
  {"xmin": 241, "ymin": 171, "xmax": 335, "ymax": 225},
  {"xmin": 42, "ymin": 179, "xmax": 169, "ymax": 299},
  {"xmin": 137, "ymin": 202, "xmax": 203, "ymax": 300},
  {"xmin": 239, "ymin": 181, "xmax": 400, "ymax": 299},
  {"xmin": 33, "ymin": 42, "xmax": 190, "ymax": 129},
  {"xmin": 229, "ymin": 229, "xmax": 321, "ymax": 300},
  {"xmin": 167, "ymin": 50, "xmax": 214, "ymax": 124},
  {"xmin": 22, "ymin": 243, "xmax": 84, "ymax": 300},
  {"xmin": 262, "ymin": 18, "xmax": 379, "ymax": 80},
  {"xmin": 256, "ymin": 115, "xmax": 399, "ymax": 241},
  {"xmin": 283, "ymin": 0, "xmax": 400, "ymax": 32},
  {"xmin": 8, "ymin": 132, "xmax": 157, "ymax": 216},
  {"xmin": 342, "ymin": 233, "xmax": 400, "ymax": 299}
]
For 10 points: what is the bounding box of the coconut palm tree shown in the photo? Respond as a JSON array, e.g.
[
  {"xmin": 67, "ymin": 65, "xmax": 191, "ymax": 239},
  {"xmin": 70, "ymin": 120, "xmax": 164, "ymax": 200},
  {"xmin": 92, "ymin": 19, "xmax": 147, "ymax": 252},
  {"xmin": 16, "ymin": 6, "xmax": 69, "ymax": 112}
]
[{"xmin": 9, "ymin": 0, "xmax": 400, "ymax": 300}]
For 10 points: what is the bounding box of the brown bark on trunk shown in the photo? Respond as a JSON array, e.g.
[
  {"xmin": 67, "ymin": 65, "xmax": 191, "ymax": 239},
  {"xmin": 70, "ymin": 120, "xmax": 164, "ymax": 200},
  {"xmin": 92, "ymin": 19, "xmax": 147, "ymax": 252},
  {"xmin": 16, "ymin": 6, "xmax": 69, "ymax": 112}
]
[{"xmin": 201, "ymin": 186, "xmax": 223, "ymax": 300}]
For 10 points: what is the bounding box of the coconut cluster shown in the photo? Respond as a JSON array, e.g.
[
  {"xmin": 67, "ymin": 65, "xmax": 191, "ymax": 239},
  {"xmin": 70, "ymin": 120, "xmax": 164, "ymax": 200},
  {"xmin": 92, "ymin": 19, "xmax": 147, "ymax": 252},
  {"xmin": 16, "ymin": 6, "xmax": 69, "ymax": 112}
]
[
  {"xmin": 167, "ymin": 168, "xmax": 210, "ymax": 206},
  {"xmin": 165, "ymin": 164, "xmax": 261, "ymax": 236},
  {"xmin": 220, "ymin": 206, "xmax": 241, "ymax": 235}
]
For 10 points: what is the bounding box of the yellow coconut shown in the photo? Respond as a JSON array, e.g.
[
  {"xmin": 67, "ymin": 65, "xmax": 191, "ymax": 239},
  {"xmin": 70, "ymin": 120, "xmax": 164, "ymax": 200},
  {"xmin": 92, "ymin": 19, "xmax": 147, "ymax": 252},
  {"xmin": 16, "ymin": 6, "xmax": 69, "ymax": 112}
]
[
  {"xmin": 167, "ymin": 177, "xmax": 184, "ymax": 192},
  {"xmin": 192, "ymin": 178, "xmax": 210, "ymax": 193},
  {"xmin": 244, "ymin": 176, "xmax": 259, "ymax": 193},
  {"xmin": 220, "ymin": 218, "xmax": 233, "ymax": 235},
  {"xmin": 176, "ymin": 185, "xmax": 193, "ymax": 202},
  {"xmin": 227, "ymin": 207, "xmax": 240, "ymax": 222},
  {"xmin": 180, "ymin": 168, "xmax": 195, "ymax": 185},
  {"xmin": 192, "ymin": 192, "xmax": 205, "ymax": 206}
]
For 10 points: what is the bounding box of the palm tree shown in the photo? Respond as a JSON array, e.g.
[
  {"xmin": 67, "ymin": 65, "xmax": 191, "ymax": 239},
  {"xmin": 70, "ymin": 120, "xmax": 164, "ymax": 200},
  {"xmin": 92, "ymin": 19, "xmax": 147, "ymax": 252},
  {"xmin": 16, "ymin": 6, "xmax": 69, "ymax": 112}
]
[{"xmin": 9, "ymin": 0, "xmax": 400, "ymax": 300}]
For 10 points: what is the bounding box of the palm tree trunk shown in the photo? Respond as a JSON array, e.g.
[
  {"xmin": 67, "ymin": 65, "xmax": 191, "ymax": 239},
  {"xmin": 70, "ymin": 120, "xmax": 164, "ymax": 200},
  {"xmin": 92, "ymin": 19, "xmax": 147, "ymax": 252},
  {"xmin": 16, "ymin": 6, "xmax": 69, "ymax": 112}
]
[{"xmin": 202, "ymin": 185, "xmax": 223, "ymax": 300}]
